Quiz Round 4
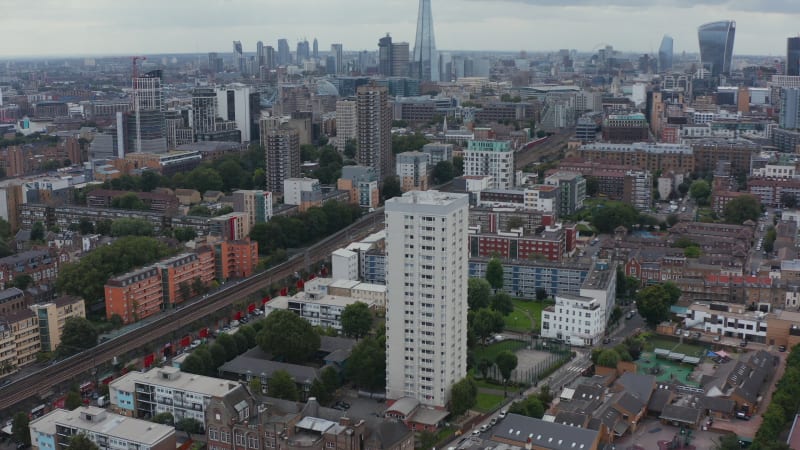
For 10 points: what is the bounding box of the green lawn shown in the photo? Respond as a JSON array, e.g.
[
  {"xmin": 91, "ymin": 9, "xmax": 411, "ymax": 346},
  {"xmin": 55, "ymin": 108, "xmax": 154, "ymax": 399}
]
[
  {"xmin": 504, "ymin": 310, "xmax": 531, "ymax": 331},
  {"xmin": 475, "ymin": 392, "xmax": 505, "ymax": 412},
  {"xmin": 645, "ymin": 336, "xmax": 706, "ymax": 357},
  {"xmin": 505, "ymin": 299, "xmax": 553, "ymax": 333},
  {"xmin": 473, "ymin": 340, "xmax": 527, "ymax": 362}
]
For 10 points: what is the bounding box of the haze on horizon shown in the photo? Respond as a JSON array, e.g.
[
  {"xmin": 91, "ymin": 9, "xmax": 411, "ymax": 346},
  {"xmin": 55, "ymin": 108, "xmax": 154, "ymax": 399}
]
[{"xmin": 5, "ymin": 0, "xmax": 800, "ymax": 58}]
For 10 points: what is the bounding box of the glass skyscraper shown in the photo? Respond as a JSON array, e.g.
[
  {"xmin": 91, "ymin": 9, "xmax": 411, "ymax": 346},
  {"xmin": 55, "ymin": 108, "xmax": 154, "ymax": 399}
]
[
  {"xmin": 698, "ymin": 20, "xmax": 736, "ymax": 78},
  {"xmin": 412, "ymin": 0, "xmax": 438, "ymax": 82},
  {"xmin": 788, "ymin": 37, "xmax": 800, "ymax": 77},
  {"xmin": 658, "ymin": 35, "xmax": 673, "ymax": 72}
]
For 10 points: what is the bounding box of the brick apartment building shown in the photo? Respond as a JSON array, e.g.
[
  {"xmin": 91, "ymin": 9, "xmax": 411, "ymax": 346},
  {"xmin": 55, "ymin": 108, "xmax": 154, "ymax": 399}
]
[
  {"xmin": 105, "ymin": 266, "xmax": 162, "ymax": 324},
  {"xmin": 468, "ymin": 222, "xmax": 577, "ymax": 261},
  {"xmin": 214, "ymin": 240, "xmax": 259, "ymax": 280},
  {"xmin": 0, "ymin": 248, "xmax": 68, "ymax": 290},
  {"xmin": 156, "ymin": 249, "xmax": 216, "ymax": 307},
  {"xmin": 87, "ymin": 189, "xmax": 180, "ymax": 214}
]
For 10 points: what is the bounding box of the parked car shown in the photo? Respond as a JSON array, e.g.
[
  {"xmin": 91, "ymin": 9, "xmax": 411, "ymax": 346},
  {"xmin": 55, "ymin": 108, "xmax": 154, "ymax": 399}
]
[
  {"xmin": 472, "ymin": 429, "xmax": 481, "ymax": 436},
  {"xmin": 740, "ymin": 341, "xmax": 748, "ymax": 348},
  {"xmin": 335, "ymin": 401, "xmax": 350, "ymax": 410},
  {"xmin": 779, "ymin": 345, "xmax": 787, "ymax": 352},
  {"xmin": 480, "ymin": 424, "xmax": 490, "ymax": 432},
  {"xmin": 713, "ymin": 335, "xmax": 721, "ymax": 342},
  {"xmin": 735, "ymin": 411, "xmax": 751, "ymax": 420},
  {"xmin": 498, "ymin": 410, "xmax": 507, "ymax": 420},
  {"xmin": 490, "ymin": 418, "xmax": 498, "ymax": 426}
]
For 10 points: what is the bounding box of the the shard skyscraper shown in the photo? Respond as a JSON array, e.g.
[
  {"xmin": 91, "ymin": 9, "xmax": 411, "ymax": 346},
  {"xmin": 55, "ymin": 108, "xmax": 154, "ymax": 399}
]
[{"xmin": 412, "ymin": 0, "xmax": 438, "ymax": 82}]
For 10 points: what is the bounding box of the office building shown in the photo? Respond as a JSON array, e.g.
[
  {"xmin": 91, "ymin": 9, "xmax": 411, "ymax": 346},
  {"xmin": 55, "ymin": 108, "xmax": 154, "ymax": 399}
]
[
  {"xmin": 330, "ymin": 44, "xmax": 344, "ymax": 74},
  {"xmin": 541, "ymin": 294, "xmax": 606, "ymax": 346},
  {"xmin": 283, "ymin": 177, "xmax": 320, "ymax": 206},
  {"xmin": 463, "ymin": 140, "xmax": 515, "ymax": 190},
  {"xmin": 412, "ymin": 0, "xmax": 438, "ymax": 81},
  {"xmin": 130, "ymin": 70, "xmax": 166, "ymax": 153},
  {"xmin": 262, "ymin": 126, "xmax": 301, "ymax": 194},
  {"xmin": 207, "ymin": 52, "xmax": 223, "ymax": 73},
  {"xmin": 780, "ymin": 87, "xmax": 800, "ymax": 130},
  {"xmin": 335, "ymin": 99, "xmax": 357, "ymax": 153},
  {"xmin": 256, "ymin": 40, "xmax": 264, "ymax": 67},
  {"xmin": 192, "ymin": 87, "xmax": 217, "ymax": 135},
  {"xmin": 30, "ymin": 296, "xmax": 85, "ymax": 353},
  {"xmin": 232, "ymin": 41, "xmax": 245, "ymax": 74},
  {"xmin": 278, "ymin": 39, "xmax": 290, "ymax": 65},
  {"xmin": 216, "ymin": 84, "xmax": 259, "ymax": 143},
  {"xmin": 379, "ymin": 34, "xmax": 393, "ymax": 76},
  {"xmin": 659, "ymin": 35, "xmax": 673, "ymax": 72},
  {"xmin": 296, "ymin": 39, "xmax": 310, "ymax": 64},
  {"xmin": 385, "ymin": 191, "xmax": 469, "ymax": 408},
  {"xmin": 29, "ymin": 407, "xmax": 175, "ymax": 450},
  {"xmin": 602, "ymin": 112, "xmax": 649, "ymax": 143},
  {"xmin": 789, "ymin": 37, "xmax": 800, "ymax": 77},
  {"xmin": 378, "ymin": 34, "xmax": 410, "ymax": 78},
  {"xmin": 421, "ymin": 143, "xmax": 452, "ymax": 164},
  {"xmin": 356, "ymin": 85, "xmax": 393, "ymax": 180},
  {"xmin": 337, "ymin": 165, "xmax": 380, "ymax": 209},
  {"xmin": 232, "ymin": 189, "xmax": 273, "ymax": 225},
  {"xmin": 698, "ymin": 20, "xmax": 736, "ymax": 78},
  {"xmin": 109, "ymin": 366, "xmax": 238, "ymax": 428},
  {"xmin": 312, "ymin": 38, "xmax": 319, "ymax": 59},
  {"xmin": 396, "ymin": 151, "xmax": 430, "ymax": 192}
]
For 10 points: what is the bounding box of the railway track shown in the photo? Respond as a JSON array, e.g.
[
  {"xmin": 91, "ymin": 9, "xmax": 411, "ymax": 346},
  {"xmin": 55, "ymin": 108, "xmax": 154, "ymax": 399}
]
[{"xmin": 0, "ymin": 209, "xmax": 384, "ymax": 413}]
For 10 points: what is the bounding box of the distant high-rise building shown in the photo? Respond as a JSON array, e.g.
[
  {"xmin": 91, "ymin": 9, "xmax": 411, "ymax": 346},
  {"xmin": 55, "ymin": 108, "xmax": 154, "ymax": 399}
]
[
  {"xmin": 256, "ymin": 41, "xmax": 265, "ymax": 67},
  {"xmin": 412, "ymin": 0, "xmax": 438, "ymax": 81},
  {"xmin": 788, "ymin": 37, "xmax": 800, "ymax": 77},
  {"xmin": 356, "ymin": 85, "xmax": 392, "ymax": 179},
  {"xmin": 191, "ymin": 88, "xmax": 218, "ymax": 136},
  {"xmin": 385, "ymin": 190, "xmax": 468, "ymax": 408},
  {"xmin": 207, "ymin": 52, "xmax": 223, "ymax": 73},
  {"xmin": 232, "ymin": 40, "xmax": 246, "ymax": 74},
  {"xmin": 261, "ymin": 126, "xmax": 301, "ymax": 194},
  {"xmin": 698, "ymin": 20, "xmax": 736, "ymax": 78},
  {"xmin": 780, "ymin": 87, "xmax": 800, "ymax": 130},
  {"xmin": 296, "ymin": 40, "xmax": 310, "ymax": 64},
  {"xmin": 335, "ymin": 99, "xmax": 357, "ymax": 153},
  {"xmin": 277, "ymin": 39, "xmax": 290, "ymax": 66},
  {"xmin": 313, "ymin": 38, "xmax": 319, "ymax": 60},
  {"xmin": 378, "ymin": 34, "xmax": 393, "ymax": 76},
  {"xmin": 658, "ymin": 35, "xmax": 673, "ymax": 72},
  {"xmin": 331, "ymin": 44, "xmax": 344, "ymax": 74},
  {"xmin": 130, "ymin": 70, "xmax": 166, "ymax": 153},
  {"xmin": 265, "ymin": 46, "xmax": 276, "ymax": 69},
  {"xmin": 216, "ymin": 84, "xmax": 260, "ymax": 143}
]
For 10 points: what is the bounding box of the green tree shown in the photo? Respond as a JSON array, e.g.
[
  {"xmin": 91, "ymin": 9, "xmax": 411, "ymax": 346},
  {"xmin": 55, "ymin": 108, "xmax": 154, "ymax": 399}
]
[
  {"xmin": 495, "ymin": 350, "xmax": 518, "ymax": 392},
  {"xmin": 535, "ymin": 288, "xmax": 548, "ymax": 301},
  {"xmin": 485, "ymin": 257, "xmax": 504, "ymax": 291},
  {"xmin": 233, "ymin": 332, "xmax": 250, "ymax": 354},
  {"xmin": 432, "ymin": 160, "xmax": 455, "ymax": 184},
  {"xmin": 470, "ymin": 308, "xmax": 505, "ymax": 344},
  {"xmin": 683, "ymin": 246, "xmax": 701, "ymax": 258},
  {"xmin": 111, "ymin": 193, "xmax": 146, "ymax": 210},
  {"xmin": 666, "ymin": 213, "xmax": 679, "ymax": 226},
  {"xmin": 65, "ymin": 390, "xmax": 83, "ymax": 410},
  {"xmin": 344, "ymin": 139, "xmax": 357, "ymax": 159},
  {"xmin": 110, "ymin": 218, "xmax": 154, "ymax": 237},
  {"xmin": 268, "ymin": 370, "xmax": 299, "ymax": 401},
  {"xmin": 215, "ymin": 333, "xmax": 238, "ymax": 361},
  {"xmin": 345, "ymin": 336, "xmax": 385, "ymax": 390},
  {"xmin": 140, "ymin": 171, "xmax": 161, "ymax": 192},
  {"xmin": 341, "ymin": 302, "xmax": 372, "ymax": 339},
  {"xmin": 31, "ymin": 221, "xmax": 45, "ymax": 241},
  {"xmin": 453, "ymin": 155, "xmax": 464, "ymax": 176},
  {"xmin": 689, "ymin": 180, "xmax": 711, "ymax": 205},
  {"xmin": 597, "ymin": 349, "xmax": 621, "ymax": 368},
  {"xmin": 636, "ymin": 284, "xmax": 678, "ymax": 326},
  {"xmin": 590, "ymin": 202, "xmax": 639, "ymax": 233},
  {"xmin": 56, "ymin": 317, "xmax": 98, "ymax": 358},
  {"xmin": 477, "ymin": 358, "xmax": 492, "ymax": 379},
  {"xmin": 67, "ymin": 434, "xmax": 100, "ymax": 450},
  {"xmin": 490, "ymin": 292, "xmax": 514, "ymax": 316},
  {"xmin": 309, "ymin": 378, "xmax": 333, "ymax": 405},
  {"xmin": 781, "ymin": 191, "xmax": 798, "ymax": 209},
  {"xmin": 391, "ymin": 133, "xmax": 429, "ymax": 154},
  {"xmin": 320, "ymin": 366, "xmax": 340, "ymax": 393},
  {"xmin": 509, "ymin": 395, "xmax": 544, "ymax": 419},
  {"xmin": 12, "ymin": 412, "xmax": 30, "ymax": 446},
  {"xmin": 152, "ymin": 412, "xmax": 175, "ymax": 425},
  {"xmin": 175, "ymin": 418, "xmax": 204, "ymax": 435},
  {"xmin": 418, "ymin": 431, "xmax": 438, "ymax": 450},
  {"xmin": 257, "ymin": 309, "xmax": 320, "ymax": 363},
  {"xmin": 249, "ymin": 377, "xmax": 263, "ymax": 394},
  {"xmin": 173, "ymin": 228, "xmax": 197, "ymax": 242},
  {"xmin": 185, "ymin": 167, "xmax": 224, "ymax": 194},
  {"xmin": 381, "ymin": 175, "xmax": 402, "ymax": 202},
  {"xmin": 78, "ymin": 218, "xmax": 95, "ymax": 235},
  {"xmin": 180, "ymin": 354, "xmax": 206, "ymax": 375},
  {"xmin": 764, "ymin": 226, "xmax": 777, "ymax": 253},
  {"xmin": 449, "ymin": 376, "xmax": 478, "ymax": 417},
  {"xmin": 585, "ymin": 176, "xmax": 599, "ymax": 197},
  {"xmin": 723, "ymin": 195, "xmax": 761, "ymax": 224},
  {"xmin": 468, "ymin": 278, "xmax": 491, "ymax": 310},
  {"xmin": 217, "ymin": 159, "xmax": 246, "ymax": 192},
  {"xmin": 194, "ymin": 347, "xmax": 215, "ymax": 375},
  {"xmin": 11, "ymin": 274, "xmax": 33, "ymax": 290},
  {"xmin": 95, "ymin": 219, "xmax": 112, "ymax": 235}
]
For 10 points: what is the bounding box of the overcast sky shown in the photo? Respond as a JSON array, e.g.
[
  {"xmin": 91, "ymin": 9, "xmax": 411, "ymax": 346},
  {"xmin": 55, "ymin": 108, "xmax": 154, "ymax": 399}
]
[{"xmin": 4, "ymin": 0, "xmax": 799, "ymax": 58}]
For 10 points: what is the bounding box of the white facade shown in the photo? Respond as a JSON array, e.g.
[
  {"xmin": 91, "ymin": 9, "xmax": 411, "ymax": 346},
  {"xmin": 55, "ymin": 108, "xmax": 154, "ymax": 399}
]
[
  {"xmin": 463, "ymin": 140, "xmax": 515, "ymax": 190},
  {"xmin": 215, "ymin": 84, "xmax": 252, "ymax": 143},
  {"xmin": 751, "ymin": 164, "xmax": 797, "ymax": 178},
  {"xmin": 541, "ymin": 294, "xmax": 605, "ymax": 347},
  {"xmin": 523, "ymin": 186, "xmax": 558, "ymax": 213},
  {"xmin": 332, "ymin": 248, "xmax": 359, "ymax": 281},
  {"xmin": 335, "ymin": 100, "xmax": 357, "ymax": 153},
  {"xmin": 283, "ymin": 177, "xmax": 320, "ymax": 206},
  {"xmin": 385, "ymin": 191, "xmax": 469, "ymax": 408},
  {"xmin": 463, "ymin": 175, "xmax": 493, "ymax": 192},
  {"xmin": 264, "ymin": 293, "xmax": 375, "ymax": 331},
  {"xmin": 685, "ymin": 303, "xmax": 769, "ymax": 343}
]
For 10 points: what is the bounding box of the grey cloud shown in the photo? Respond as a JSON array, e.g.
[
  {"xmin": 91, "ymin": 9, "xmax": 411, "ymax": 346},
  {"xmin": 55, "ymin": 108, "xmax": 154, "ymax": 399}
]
[{"xmin": 477, "ymin": 0, "xmax": 800, "ymax": 14}]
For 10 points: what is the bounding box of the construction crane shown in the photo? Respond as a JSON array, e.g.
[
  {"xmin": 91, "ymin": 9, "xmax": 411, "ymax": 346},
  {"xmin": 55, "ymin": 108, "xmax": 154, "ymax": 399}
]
[{"xmin": 131, "ymin": 56, "xmax": 146, "ymax": 153}]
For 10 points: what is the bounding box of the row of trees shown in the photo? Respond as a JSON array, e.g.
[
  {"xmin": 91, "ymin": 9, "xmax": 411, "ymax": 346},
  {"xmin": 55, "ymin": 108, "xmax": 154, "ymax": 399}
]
[
  {"xmin": 752, "ymin": 344, "xmax": 800, "ymax": 448},
  {"xmin": 249, "ymin": 200, "xmax": 363, "ymax": 255},
  {"xmin": 56, "ymin": 236, "xmax": 173, "ymax": 310},
  {"xmin": 509, "ymin": 385, "xmax": 553, "ymax": 419},
  {"xmin": 591, "ymin": 334, "xmax": 647, "ymax": 367},
  {"xmin": 182, "ymin": 324, "xmax": 260, "ymax": 376}
]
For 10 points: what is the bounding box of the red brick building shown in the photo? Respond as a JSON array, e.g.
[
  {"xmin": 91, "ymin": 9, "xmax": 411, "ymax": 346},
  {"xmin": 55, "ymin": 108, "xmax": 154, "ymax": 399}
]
[
  {"xmin": 468, "ymin": 223, "xmax": 577, "ymax": 261},
  {"xmin": 214, "ymin": 239, "xmax": 259, "ymax": 280}
]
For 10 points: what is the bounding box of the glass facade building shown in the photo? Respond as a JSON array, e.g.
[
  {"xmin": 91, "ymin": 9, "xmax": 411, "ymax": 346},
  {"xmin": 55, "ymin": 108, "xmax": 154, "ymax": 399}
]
[
  {"xmin": 658, "ymin": 35, "xmax": 673, "ymax": 72},
  {"xmin": 698, "ymin": 20, "xmax": 736, "ymax": 78},
  {"xmin": 788, "ymin": 37, "xmax": 800, "ymax": 77},
  {"xmin": 412, "ymin": 0, "xmax": 438, "ymax": 82}
]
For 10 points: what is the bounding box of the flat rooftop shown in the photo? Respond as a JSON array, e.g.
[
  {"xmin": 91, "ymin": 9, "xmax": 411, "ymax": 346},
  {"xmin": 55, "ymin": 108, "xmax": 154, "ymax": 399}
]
[
  {"xmin": 31, "ymin": 407, "xmax": 173, "ymax": 445},
  {"xmin": 110, "ymin": 366, "xmax": 238, "ymax": 397}
]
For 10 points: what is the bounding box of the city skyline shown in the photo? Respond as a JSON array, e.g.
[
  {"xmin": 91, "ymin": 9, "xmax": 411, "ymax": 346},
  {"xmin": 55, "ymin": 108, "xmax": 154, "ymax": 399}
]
[{"xmin": 4, "ymin": 0, "xmax": 800, "ymax": 58}]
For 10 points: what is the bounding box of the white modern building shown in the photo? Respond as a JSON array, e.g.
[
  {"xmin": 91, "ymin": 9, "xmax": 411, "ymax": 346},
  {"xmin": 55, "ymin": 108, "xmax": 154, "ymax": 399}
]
[
  {"xmin": 215, "ymin": 84, "xmax": 253, "ymax": 143},
  {"xmin": 541, "ymin": 293, "xmax": 605, "ymax": 347},
  {"xmin": 332, "ymin": 248, "xmax": 359, "ymax": 281},
  {"xmin": 108, "ymin": 366, "xmax": 238, "ymax": 428},
  {"xmin": 283, "ymin": 177, "xmax": 320, "ymax": 206},
  {"xmin": 29, "ymin": 407, "xmax": 175, "ymax": 450},
  {"xmin": 264, "ymin": 293, "xmax": 375, "ymax": 331},
  {"xmin": 463, "ymin": 140, "xmax": 515, "ymax": 190},
  {"xmin": 396, "ymin": 151, "xmax": 430, "ymax": 192},
  {"xmin": 684, "ymin": 302, "xmax": 769, "ymax": 343},
  {"xmin": 385, "ymin": 191, "xmax": 469, "ymax": 408}
]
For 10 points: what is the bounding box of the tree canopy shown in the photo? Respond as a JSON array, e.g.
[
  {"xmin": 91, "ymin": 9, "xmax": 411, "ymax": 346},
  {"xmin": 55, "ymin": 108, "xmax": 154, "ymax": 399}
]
[
  {"xmin": 345, "ymin": 335, "xmax": 386, "ymax": 391},
  {"xmin": 470, "ymin": 308, "xmax": 505, "ymax": 344},
  {"xmin": 56, "ymin": 317, "xmax": 98, "ymax": 358},
  {"xmin": 67, "ymin": 434, "xmax": 100, "ymax": 450},
  {"xmin": 490, "ymin": 292, "xmax": 514, "ymax": 316},
  {"xmin": 467, "ymin": 278, "xmax": 491, "ymax": 310},
  {"xmin": 485, "ymin": 257, "xmax": 504, "ymax": 291},
  {"xmin": 12, "ymin": 412, "xmax": 30, "ymax": 446},
  {"xmin": 722, "ymin": 195, "xmax": 761, "ymax": 225},
  {"xmin": 381, "ymin": 176, "xmax": 402, "ymax": 202},
  {"xmin": 589, "ymin": 202, "xmax": 639, "ymax": 233},
  {"xmin": 340, "ymin": 302, "xmax": 372, "ymax": 339},
  {"xmin": 636, "ymin": 282, "xmax": 681, "ymax": 326},
  {"xmin": 391, "ymin": 133, "xmax": 429, "ymax": 154},
  {"xmin": 432, "ymin": 160, "xmax": 455, "ymax": 184},
  {"xmin": 110, "ymin": 218, "xmax": 154, "ymax": 237},
  {"xmin": 257, "ymin": 310, "xmax": 320, "ymax": 363},
  {"xmin": 268, "ymin": 370, "xmax": 300, "ymax": 401},
  {"xmin": 689, "ymin": 180, "xmax": 711, "ymax": 205},
  {"xmin": 450, "ymin": 376, "xmax": 478, "ymax": 417}
]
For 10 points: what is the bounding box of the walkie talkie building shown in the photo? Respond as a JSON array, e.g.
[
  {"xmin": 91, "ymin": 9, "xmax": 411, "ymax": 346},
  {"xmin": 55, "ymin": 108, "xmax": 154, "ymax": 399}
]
[{"xmin": 698, "ymin": 20, "xmax": 736, "ymax": 78}]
